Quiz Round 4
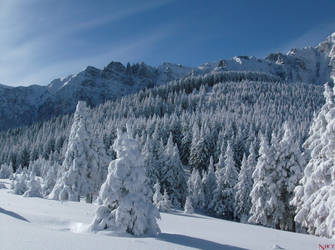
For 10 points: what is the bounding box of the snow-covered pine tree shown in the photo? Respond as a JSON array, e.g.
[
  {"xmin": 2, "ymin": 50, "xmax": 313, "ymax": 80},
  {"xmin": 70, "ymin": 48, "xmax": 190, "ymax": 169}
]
[
  {"xmin": 249, "ymin": 126, "xmax": 303, "ymax": 231},
  {"xmin": 249, "ymin": 134, "xmax": 274, "ymax": 226},
  {"xmin": 41, "ymin": 162, "xmax": 59, "ymax": 197},
  {"xmin": 221, "ymin": 141, "xmax": 238, "ymax": 219},
  {"xmin": 235, "ymin": 140, "xmax": 257, "ymax": 221},
  {"xmin": 49, "ymin": 101, "xmax": 104, "ymax": 203},
  {"xmin": 202, "ymin": 156, "xmax": 217, "ymax": 209},
  {"xmin": 188, "ymin": 123, "xmax": 200, "ymax": 169},
  {"xmin": 189, "ymin": 123, "xmax": 211, "ymax": 171},
  {"xmin": 161, "ymin": 133, "xmax": 187, "ymax": 207},
  {"xmin": 11, "ymin": 172, "xmax": 28, "ymax": 195},
  {"xmin": 247, "ymin": 141, "xmax": 258, "ymax": 178},
  {"xmin": 92, "ymin": 129, "xmax": 111, "ymax": 189},
  {"xmin": 180, "ymin": 122, "xmax": 192, "ymax": 165},
  {"xmin": 234, "ymin": 154, "xmax": 252, "ymax": 222},
  {"xmin": 161, "ymin": 190, "xmax": 172, "ymax": 212},
  {"xmin": 209, "ymin": 143, "xmax": 226, "ymax": 215},
  {"xmin": 184, "ymin": 195, "xmax": 194, "ymax": 214},
  {"xmin": 0, "ymin": 163, "xmax": 13, "ymax": 179},
  {"xmin": 153, "ymin": 181, "xmax": 165, "ymax": 211},
  {"xmin": 292, "ymin": 83, "xmax": 335, "ymax": 237},
  {"xmin": 187, "ymin": 168, "xmax": 205, "ymax": 209},
  {"xmin": 214, "ymin": 129, "xmax": 225, "ymax": 163},
  {"xmin": 273, "ymin": 122, "xmax": 304, "ymax": 231},
  {"xmin": 29, "ymin": 157, "xmax": 50, "ymax": 178},
  {"xmin": 142, "ymin": 129, "xmax": 164, "ymax": 186},
  {"xmin": 90, "ymin": 126, "xmax": 160, "ymax": 236},
  {"xmin": 16, "ymin": 165, "xmax": 23, "ymax": 174}
]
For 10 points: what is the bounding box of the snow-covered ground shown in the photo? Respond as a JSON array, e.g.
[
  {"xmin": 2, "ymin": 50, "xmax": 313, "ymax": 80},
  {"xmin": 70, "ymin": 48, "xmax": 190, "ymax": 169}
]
[{"xmin": 0, "ymin": 179, "xmax": 331, "ymax": 250}]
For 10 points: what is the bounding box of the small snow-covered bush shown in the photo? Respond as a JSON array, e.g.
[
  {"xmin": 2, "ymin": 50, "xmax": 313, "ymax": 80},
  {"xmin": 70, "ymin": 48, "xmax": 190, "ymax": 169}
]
[
  {"xmin": 0, "ymin": 164, "xmax": 13, "ymax": 179},
  {"xmin": 153, "ymin": 183, "xmax": 171, "ymax": 212},
  {"xmin": 11, "ymin": 173, "xmax": 28, "ymax": 195},
  {"xmin": 41, "ymin": 163, "xmax": 59, "ymax": 197},
  {"xmin": 184, "ymin": 196, "xmax": 194, "ymax": 214},
  {"xmin": 23, "ymin": 173, "xmax": 42, "ymax": 198}
]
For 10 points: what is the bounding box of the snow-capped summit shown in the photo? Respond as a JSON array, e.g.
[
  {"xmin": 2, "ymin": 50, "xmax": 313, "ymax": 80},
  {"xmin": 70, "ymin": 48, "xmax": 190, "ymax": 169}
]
[
  {"xmin": 317, "ymin": 32, "xmax": 335, "ymax": 56},
  {"xmin": 317, "ymin": 32, "xmax": 335, "ymax": 81},
  {"xmin": 1, "ymin": 32, "xmax": 335, "ymax": 131}
]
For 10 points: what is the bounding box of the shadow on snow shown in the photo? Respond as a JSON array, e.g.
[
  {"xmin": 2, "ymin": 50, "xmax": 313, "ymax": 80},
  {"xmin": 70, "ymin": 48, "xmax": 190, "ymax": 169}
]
[
  {"xmin": 0, "ymin": 207, "xmax": 30, "ymax": 223},
  {"xmin": 157, "ymin": 233, "xmax": 248, "ymax": 250},
  {"xmin": 166, "ymin": 210, "xmax": 209, "ymax": 220}
]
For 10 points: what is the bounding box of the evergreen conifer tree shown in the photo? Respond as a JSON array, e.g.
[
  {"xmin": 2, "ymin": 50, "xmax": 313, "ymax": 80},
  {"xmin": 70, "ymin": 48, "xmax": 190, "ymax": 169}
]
[{"xmin": 90, "ymin": 126, "xmax": 160, "ymax": 236}]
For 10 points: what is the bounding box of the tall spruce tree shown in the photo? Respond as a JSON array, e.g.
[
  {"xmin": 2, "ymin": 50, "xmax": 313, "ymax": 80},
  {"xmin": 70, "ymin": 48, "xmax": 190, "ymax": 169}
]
[
  {"xmin": 222, "ymin": 141, "xmax": 238, "ymax": 219},
  {"xmin": 209, "ymin": 143, "xmax": 226, "ymax": 215},
  {"xmin": 234, "ymin": 154, "xmax": 252, "ymax": 222},
  {"xmin": 249, "ymin": 134, "xmax": 274, "ymax": 226},
  {"xmin": 202, "ymin": 156, "xmax": 217, "ymax": 209},
  {"xmin": 292, "ymin": 83, "xmax": 335, "ymax": 237},
  {"xmin": 49, "ymin": 101, "xmax": 105, "ymax": 203},
  {"xmin": 187, "ymin": 168, "xmax": 205, "ymax": 209},
  {"xmin": 161, "ymin": 133, "xmax": 187, "ymax": 207}
]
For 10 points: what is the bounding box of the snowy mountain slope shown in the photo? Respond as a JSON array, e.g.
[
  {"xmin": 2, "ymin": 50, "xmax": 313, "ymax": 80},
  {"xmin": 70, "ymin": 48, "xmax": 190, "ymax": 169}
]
[
  {"xmin": 0, "ymin": 32, "xmax": 334, "ymax": 131},
  {"xmin": 0, "ymin": 84, "xmax": 51, "ymax": 130},
  {"xmin": 0, "ymin": 62, "xmax": 194, "ymax": 130},
  {"xmin": 0, "ymin": 180, "xmax": 330, "ymax": 250},
  {"xmin": 199, "ymin": 32, "xmax": 335, "ymax": 84}
]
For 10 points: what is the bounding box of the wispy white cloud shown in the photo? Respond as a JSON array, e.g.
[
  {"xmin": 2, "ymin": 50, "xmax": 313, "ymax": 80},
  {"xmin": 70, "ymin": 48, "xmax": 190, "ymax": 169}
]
[
  {"xmin": 276, "ymin": 22, "xmax": 335, "ymax": 53},
  {"xmin": 254, "ymin": 22, "xmax": 335, "ymax": 58},
  {"xmin": 58, "ymin": 0, "xmax": 174, "ymax": 35},
  {"xmin": 18, "ymin": 29, "xmax": 173, "ymax": 86},
  {"xmin": 0, "ymin": 0, "xmax": 175, "ymax": 86}
]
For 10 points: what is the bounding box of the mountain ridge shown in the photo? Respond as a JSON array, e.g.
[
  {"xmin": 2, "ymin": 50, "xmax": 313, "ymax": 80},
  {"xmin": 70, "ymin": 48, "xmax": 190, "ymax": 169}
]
[{"xmin": 1, "ymin": 32, "xmax": 334, "ymax": 131}]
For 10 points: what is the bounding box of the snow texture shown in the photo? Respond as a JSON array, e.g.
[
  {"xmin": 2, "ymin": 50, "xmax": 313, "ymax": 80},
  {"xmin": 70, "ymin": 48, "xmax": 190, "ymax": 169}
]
[{"xmin": 0, "ymin": 178, "xmax": 330, "ymax": 250}]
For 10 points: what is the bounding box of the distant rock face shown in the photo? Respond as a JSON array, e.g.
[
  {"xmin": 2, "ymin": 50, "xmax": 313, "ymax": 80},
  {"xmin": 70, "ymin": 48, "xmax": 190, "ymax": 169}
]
[
  {"xmin": 0, "ymin": 62, "xmax": 194, "ymax": 130},
  {"xmin": 0, "ymin": 32, "xmax": 335, "ymax": 131},
  {"xmin": 318, "ymin": 32, "xmax": 335, "ymax": 82}
]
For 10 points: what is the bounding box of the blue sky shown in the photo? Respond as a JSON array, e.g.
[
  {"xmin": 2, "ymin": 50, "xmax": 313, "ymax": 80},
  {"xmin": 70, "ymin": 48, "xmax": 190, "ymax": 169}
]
[{"xmin": 1, "ymin": 0, "xmax": 335, "ymax": 86}]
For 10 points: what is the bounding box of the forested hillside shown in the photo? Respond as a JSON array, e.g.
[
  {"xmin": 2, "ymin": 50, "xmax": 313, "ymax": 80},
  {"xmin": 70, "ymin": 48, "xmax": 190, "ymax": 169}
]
[{"xmin": 0, "ymin": 71, "xmax": 323, "ymax": 173}]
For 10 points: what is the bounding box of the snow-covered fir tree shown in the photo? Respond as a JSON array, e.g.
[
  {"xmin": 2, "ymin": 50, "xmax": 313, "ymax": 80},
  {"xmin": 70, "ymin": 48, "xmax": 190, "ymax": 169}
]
[
  {"xmin": 189, "ymin": 123, "xmax": 211, "ymax": 171},
  {"xmin": 221, "ymin": 141, "xmax": 238, "ymax": 219},
  {"xmin": 292, "ymin": 83, "xmax": 335, "ymax": 237},
  {"xmin": 49, "ymin": 101, "xmax": 107, "ymax": 203},
  {"xmin": 28, "ymin": 157, "xmax": 50, "ymax": 177},
  {"xmin": 161, "ymin": 133, "xmax": 187, "ymax": 207},
  {"xmin": 249, "ymin": 125, "xmax": 303, "ymax": 231},
  {"xmin": 202, "ymin": 156, "xmax": 217, "ymax": 209},
  {"xmin": 161, "ymin": 190, "xmax": 172, "ymax": 212},
  {"xmin": 153, "ymin": 181, "xmax": 165, "ymax": 211},
  {"xmin": 234, "ymin": 154, "xmax": 252, "ymax": 222},
  {"xmin": 41, "ymin": 162, "xmax": 59, "ymax": 197},
  {"xmin": 0, "ymin": 163, "xmax": 13, "ymax": 179},
  {"xmin": 11, "ymin": 172, "xmax": 28, "ymax": 195},
  {"xmin": 142, "ymin": 128, "xmax": 164, "ymax": 186},
  {"xmin": 209, "ymin": 143, "xmax": 226, "ymax": 215},
  {"xmin": 187, "ymin": 168, "xmax": 205, "ymax": 209},
  {"xmin": 90, "ymin": 126, "xmax": 160, "ymax": 236},
  {"xmin": 273, "ymin": 122, "xmax": 304, "ymax": 231},
  {"xmin": 184, "ymin": 195, "xmax": 194, "ymax": 214},
  {"xmin": 249, "ymin": 134, "xmax": 274, "ymax": 227},
  {"xmin": 180, "ymin": 123, "xmax": 192, "ymax": 165}
]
